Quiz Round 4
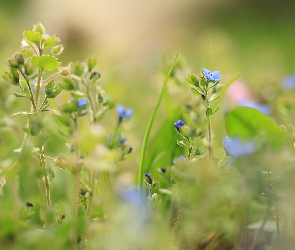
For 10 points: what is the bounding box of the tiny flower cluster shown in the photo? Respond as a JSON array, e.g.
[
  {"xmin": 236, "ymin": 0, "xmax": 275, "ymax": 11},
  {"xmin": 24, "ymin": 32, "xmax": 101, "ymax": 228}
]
[
  {"xmin": 117, "ymin": 105, "xmax": 133, "ymax": 123},
  {"xmin": 174, "ymin": 120, "xmax": 184, "ymax": 132},
  {"xmin": 203, "ymin": 68, "xmax": 221, "ymax": 83}
]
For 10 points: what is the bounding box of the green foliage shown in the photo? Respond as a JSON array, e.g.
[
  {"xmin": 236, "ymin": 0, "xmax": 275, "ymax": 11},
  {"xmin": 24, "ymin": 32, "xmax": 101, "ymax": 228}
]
[
  {"xmin": 0, "ymin": 22, "xmax": 295, "ymax": 250},
  {"xmin": 31, "ymin": 55, "xmax": 61, "ymax": 71},
  {"xmin": 225, "ymin": 106, "xmax": 286, "ymax": 149}
]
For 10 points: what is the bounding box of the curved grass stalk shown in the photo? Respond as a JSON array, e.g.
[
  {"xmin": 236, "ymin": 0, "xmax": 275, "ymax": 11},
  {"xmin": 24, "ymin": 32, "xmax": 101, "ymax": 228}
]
[{"xmin": 137, "ymin": 52, "xmax": 178, "ymax": 191}]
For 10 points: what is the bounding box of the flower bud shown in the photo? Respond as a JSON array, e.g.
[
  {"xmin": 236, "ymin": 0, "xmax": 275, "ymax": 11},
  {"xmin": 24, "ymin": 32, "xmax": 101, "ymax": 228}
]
[
  {"xmin": 51, "ymin": 45, "xmax": 64, "ymax": 55},
  {"xmin": 8, "ymin": 59, "xmax": 19, "ymax": 68},
  {"xmin": 60, "ymin": 67, "xmax": 70, "ymax": 76},
  {"xmin": 24, "ymin": 64, "xmax": 34, "ymax": 76},
  {"xmin": 90, "ymin": 71, "xmax": 101, "ymax": 81},
  {"xmin": 33, "ymin": 22, "xmax": 46, "ymax": 35},
  {"xmin": 16, "ymin": 53, "xmax": 25, "ymax": 65}
]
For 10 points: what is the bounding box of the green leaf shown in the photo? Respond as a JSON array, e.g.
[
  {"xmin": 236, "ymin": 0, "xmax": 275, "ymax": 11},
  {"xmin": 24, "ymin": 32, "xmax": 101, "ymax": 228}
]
[
  {"xmin": 13, "ymin": 91, "xmax": 27, "ymax": 98},
  {"xmin": 20, "ymin": 49, "xmax": 34, "ymax": 58},
  {"xmin": 2, "ymin": 72, "xmax": 13, "ymax": 84},
  {"xmin": 190, "ymin": 86, "xmax": 203, "ymax": 95},
  {"xmin": 45, "ymin": 80, "xmax": 62, "ymax": 98},
  {"xmin": 10, "ymin": 69, "xmax": 19, "ymax": 84},
  {"xmin": 186, "ymin": 74, "xmax": 199, "ymax": 87},
  {"xmin": 45, "ymin": 80, "xmax": 55, "ymax": 93},
  {"xmin": 44, "ymin": 36, "xmax": 60, "ymax": 50},
  {"xmin": 33, "ymin": 22, "xmax": 46, "ymax": 35},
  {"xmin": 209, "ymin": 93, "xmax": 220, "ymax": 102},
  {"xmin": 31, "ymin": 55, "xmax": 61, "ymax": 71},
  {"xmin": 87, "ymin": 58, "xmax": 97, "ymax": 71},
  {"xmin": 23, "ymin": 30, "xmax": 42, "ymax": 44},
  {"xmin": 23, "ymin": 87, "xmax": 31, "ymax": 98},
  {"xmin": 30, "ymin": 118, "xmax": 43, "ymax": 136},
  {"xmin": 53, "ymin": 157, "xmax": 66, "ymax": 169},
  {"xmin": 212, "ymin": 107, "xmax": 219, "ymax": 115},
  {"xmin": 225, "ymin": 107, "xmax": 286, "ymax": 149},
  {"xmin": 206, "ymin": 107, "xmax": 212, "ymax": 117},
  {"xmin": 137, "ymin": 52, "xmax": 178, "ymax": 190}
]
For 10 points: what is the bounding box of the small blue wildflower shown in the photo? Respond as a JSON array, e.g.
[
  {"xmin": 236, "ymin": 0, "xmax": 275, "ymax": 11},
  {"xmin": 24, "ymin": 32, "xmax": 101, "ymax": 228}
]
[
  {"xmin": 77, "ymin": 99, "xmax": 88, "ymax": 108},
  {"xmin": 238, "ymin": 100, "xmax": 270, "ymax": 115},
  {"xmin": 160, "ymin": 168, "xmax": 166, "ymax": 173},
  {"xmin": 282, "ymin": 75, "xmax": 295, "ymax": 91},
  {"xmin": 117, "ymin": 105, "xmax": 125, "ymax": 117},
  {"xmin": 172, "ymin": 155, "xmax": 186, "ymax": 165},
  {"xmin": 144, "ymin": 173, "xmax": 152, "ymax": 183},
  {"xmin": 223, "ymin": 136, "xmax": 255, "ymax": 157},
  {"xmin": 179, "ymin": 155, "xmax": 186, "ymax": 161},
  {"xmin": 108, "ymin": 133, "xmax": 124, "ymax": 147},
  {"xmin": 117, "ymin": 105, "xmax": 133, "ymax": 122},
  {"xmin": 174, "ymin": 120, "xmax": 185, "ymax": 132},
  {"xmin": 128, "ymin": 146, "xmax": 133, "ymax": 153},
  {"xmin": 125, "ymin": 109, "xmax": 133, "ymax": 118},
  {"xmin": 203, "ymin": 68, "xmax": 221, "ymax": 83},
  {"xmin": 119, "ymin": 186, "xmax": 146, "ymax": 208}
]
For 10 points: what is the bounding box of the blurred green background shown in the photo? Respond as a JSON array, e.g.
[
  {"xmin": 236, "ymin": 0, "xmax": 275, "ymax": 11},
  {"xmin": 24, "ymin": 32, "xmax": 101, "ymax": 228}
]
[
  {"xmin": 1, "ymin": 0, "xmax": 295, "ymax": 167},
  {"xmin": 1, "ymin": 0, "xmax": 295, "ymax": 133},
  {"xmin": 1, "ymin": 1, "xmax": 295, "ymax": 249}
]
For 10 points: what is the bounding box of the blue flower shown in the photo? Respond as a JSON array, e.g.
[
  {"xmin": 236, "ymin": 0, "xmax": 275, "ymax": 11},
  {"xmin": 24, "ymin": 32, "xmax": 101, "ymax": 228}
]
[
  {"xmin": 144, "ymin": 173, "xmax": 152, "ymax": 184},
  {"xmin": 125, "ymin": 108, "xmax": 133, "ymax": 118},
  {"xmin": 223, "ymin": 136, "xmax": 255, "ymax": 157},
  {"xmin": 159, "ymin": 168, "xmax": 166, "ymax": 173},
  {"xmin": 108, "ymin": 133, "xmax": 124, "ymax": 145},
  {"xmin": 117, "ymin": 105, "xmax": 133, "ymax": 122},
  {"xmin": 238, "ymin": 100, "xmax": 270, "ymax": 115},
  {"xmin": 203, "ymin": 68, "xmax": 221, "ymax": 83},
  {"xmin": 77, "ymin": 99, "xmax": 88, "ymax": 108},
  {"xmin": 172, "ymin": 155, "xmax": 186, "ymax": 165},
  {"xmin": 179, "ymin": 155, "xmax": 186, "ymax": 161},
  {"xmin": 174, "ymin": 120, "xmax": 184, "ymax": 132},
  {"xmin": 282, "ymin": 75, "xmax": 295, "ymax": 91},
  {"xmin": 119, "ymin": 186, "xmax": 146, "ymax": 208}
]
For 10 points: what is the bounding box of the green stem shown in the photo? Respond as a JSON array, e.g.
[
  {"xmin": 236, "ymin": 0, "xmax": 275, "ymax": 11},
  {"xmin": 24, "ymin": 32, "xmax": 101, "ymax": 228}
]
[
  {"xmin": 73, "ymin": 116, "xmax": 80, "ymax": 220},
  {"xmin": 40, "ymin": 71, "xmax": 61, "ymax": 88},
  {"xmin": 206, "ymin": 91, "xmax": 213, "ymax": 164},
  {"xmin": 207, "ymin": 115, "xmax": 213, "ymax": 163},
  {"xmin": 86, "ymin": 85, "xmax": 97, "ymax": 123},
  {"xmin": 19, "ymin": 71, "xmax": 37, "ymax": 113},
  {"xmin": 38, "ymin": 97, "xmax": 48, "ymax": 112},
  {"xmin": 137, "ymin": 52, "xmax": 178, "ymax": 191},
  {"xmin": 35, "ymin": 69, "xmax": 43, "ymax": 104},
  {"xmin": 39, "ymin": 146, "xmax": 52, "ymax": 210}
]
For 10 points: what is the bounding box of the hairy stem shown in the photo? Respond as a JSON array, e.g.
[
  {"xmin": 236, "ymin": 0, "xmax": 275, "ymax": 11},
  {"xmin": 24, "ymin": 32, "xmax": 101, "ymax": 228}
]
[
  {"xmin": 40, "ymin": 71, "xmax": 61, "ymax": 88},
  {"xmin": 73, "ymin": 117, "xmax": 80, "ymax": 220},
  {"xmin": 19, "ymin": 71, "xmax": 37, "ymax": 113},
  {"xmin": 86, "ymin": 85, "xmax": 97, "ymax": 124},
  {"xmin": 35, "ymin": 69, "xmax": 43, "ymax": 104},
  {"xmin": 39, "ymin": 146, "xmax": 52, "ymax": 210}
]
